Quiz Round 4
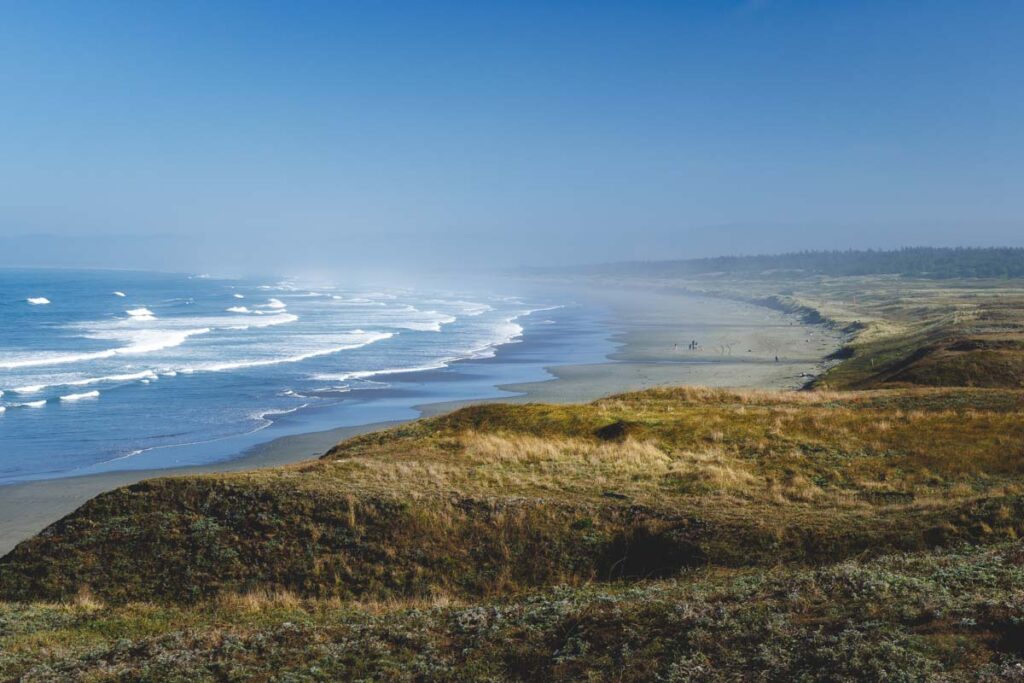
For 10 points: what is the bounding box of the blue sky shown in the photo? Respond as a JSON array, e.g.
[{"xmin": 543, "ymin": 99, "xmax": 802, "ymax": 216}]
[{"xmin": 1, "ymin": 1, "xmax": 1022, "ymax": 271}]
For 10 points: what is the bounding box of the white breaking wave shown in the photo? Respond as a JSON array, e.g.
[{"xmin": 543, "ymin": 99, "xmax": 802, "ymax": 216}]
[
  {"xmin": 11, "ymin": 384, "xmax": 45, "ymax": 394},
  {"xmin": 60, "ymin": 390, "xmax": 99, "ymax": 402},
  {"xmin": 27, "ymin": 297, "xmax": 50, "ymax": 305},
  {"xmin": 7, "ymin": 399, "xmax": 47, "ymax": 409},
  {"xmin": 190, "ymin": 331, "xmax": 394, "ymax": 373},
  {"xmin": 310, "ymin": 308, "xmax": 535, "ymax": 385},
  {"xmin": 263, "ymin": 298, "xmax": 287, "ymax": 310},
  {"xmin": 233, "ymin": 293, "xmax": 245, "ymax": 299},
  {"xmin": 0, "ymin": 327, "xmax": 212, "ymax": 370},
  {"xmin": 13, "ymin": 370, "xmax": 160, "ymax": 394},
  {"xmin": 126, "ymin": 307, "xmax": 156, "ymax": 319},
  {"xmin": 312, "ymin": 362, "xmax": 448, "ymax": 383},
  {"xmin": 226, "ymin": 306, "xmax": 253, "ymax": 313},
  {"xmin": 113, "ymin": 291, "xmax": 126, "ymax": 297},
  {"xmin": 426, "ymin": 299, "xmax": 493, "ymax": 316},
  {"xmin": 389, "ymin": 317, "xmax": 457, "ymax": 332}
]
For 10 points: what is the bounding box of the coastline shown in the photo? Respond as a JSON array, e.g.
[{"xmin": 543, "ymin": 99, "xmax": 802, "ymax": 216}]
[{"xmin": 0, "ymin": 285, "xmax": 843, "ymax": 556}]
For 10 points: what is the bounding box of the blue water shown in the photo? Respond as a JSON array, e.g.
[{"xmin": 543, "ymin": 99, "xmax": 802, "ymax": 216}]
[{"xmin": 0, "ymin": 269, "xmax": 612, "ymax": 485}]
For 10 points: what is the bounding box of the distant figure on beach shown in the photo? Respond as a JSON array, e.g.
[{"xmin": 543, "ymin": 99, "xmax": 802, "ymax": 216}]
[{"xmin": 775, "ymin": 355, "xmax": 779, "ymax": 362}]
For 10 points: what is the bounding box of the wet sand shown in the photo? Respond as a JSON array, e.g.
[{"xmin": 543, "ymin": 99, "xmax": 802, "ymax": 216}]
[{"xmin": 0, "ymin": 286, "xmax": 842, "ymax": 556}]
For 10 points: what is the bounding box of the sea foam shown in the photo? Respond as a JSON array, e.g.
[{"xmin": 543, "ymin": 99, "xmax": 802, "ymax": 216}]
[{"xmin": 26, "ymin": 297, "xmax": 50, "ymax": 305}]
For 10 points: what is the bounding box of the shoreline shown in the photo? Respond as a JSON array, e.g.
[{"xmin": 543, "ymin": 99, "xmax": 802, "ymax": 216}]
[{"xmin": 0, "ymin": 285, "xmax": 843, "ymax": 556}]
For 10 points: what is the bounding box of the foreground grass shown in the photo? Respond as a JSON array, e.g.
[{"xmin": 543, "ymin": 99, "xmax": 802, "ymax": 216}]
[
  {"xmin": 4, "ymin": 387, "xmax": 1024, "ymax": 605},
  {"xmin": 4, "ymin": 543, "xmax": 1024, "ymax": 681}
]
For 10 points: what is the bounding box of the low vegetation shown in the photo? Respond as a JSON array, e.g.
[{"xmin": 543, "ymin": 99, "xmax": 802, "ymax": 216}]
[{"xmin": 5, "ymin": 543, "xmax": 1024, "ymax": 680}]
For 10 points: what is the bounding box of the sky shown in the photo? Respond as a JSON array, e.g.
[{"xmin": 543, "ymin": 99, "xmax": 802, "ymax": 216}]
[{"xmin": 1, "ymin": 1, "xmax": 1022, "ymax": 273}]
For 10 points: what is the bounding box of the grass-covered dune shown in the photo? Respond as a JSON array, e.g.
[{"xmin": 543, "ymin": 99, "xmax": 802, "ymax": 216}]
[{"xmin": 4, "ymin": 387, "xmax": 1024, "ymax": 607}]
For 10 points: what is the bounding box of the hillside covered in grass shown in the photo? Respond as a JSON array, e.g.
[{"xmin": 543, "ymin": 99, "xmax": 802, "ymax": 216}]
[
  {"xmin": 5, "ymin": 387, "xmax": 1024, "ymax": 605},
  {"xmin": 5, "ymin": 383, "xmax": 1024, "ymax": 679}
]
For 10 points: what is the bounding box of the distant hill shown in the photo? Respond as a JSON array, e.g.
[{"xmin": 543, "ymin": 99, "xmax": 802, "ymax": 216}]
[{"xmin": 541, "ymin": 247, "xmax": 1024, "ymax": 279}]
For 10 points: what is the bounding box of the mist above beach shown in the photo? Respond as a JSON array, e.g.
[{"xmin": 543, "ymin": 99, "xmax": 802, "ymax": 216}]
[{"xmin": 2, "ymin": 2, "xmax": 1024, "ymax": 274}]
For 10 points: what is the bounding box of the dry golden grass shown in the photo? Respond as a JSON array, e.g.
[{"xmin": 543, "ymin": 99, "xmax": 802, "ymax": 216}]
[{"xmin": 311, "ymin": 386, "xmax": 1024, "ymax": 515}]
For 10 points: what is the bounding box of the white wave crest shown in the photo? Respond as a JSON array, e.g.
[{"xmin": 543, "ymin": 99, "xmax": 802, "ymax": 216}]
[
  {"xmin": 113, "ymin": 291, "xmax": 126, "ymax": 297},
  {"xmin": 0, "ymin": 327, "xmax": 212, "ymax": 370},
  {"xmin": 190, "ymin": 331, "xmax": 393, "ymax": 373},
  {"xmin": 126, "ymin": 307, "xmax": 156, "ymax": 319},
  {"xmin": 226, "ymin": 306, "xmax": 252, "ymax": 313},
  {"xmin": 233, "ymin": 293, "xmax": 245, "ymax": 299},
  {"xmin": 60, "ymin": 390, "xmax": 99, "ymax": 402},
  {"xmin": 15, "ymin": 370, "xmax": 161, "ymax": 394},
  {"xmin": 263, "ymin": 298, "xmax": 287, "ymax": 310},
  {"xmin": 12, "ymin": 400, "xmax": 47, "ymax": 408},
  {"xmin": 27, "ymin": 297, "xmax": 50, "ymax": 305},
  {"xmin": 311, "ymin": 310, "xmax": 531, "ymax": 385}
]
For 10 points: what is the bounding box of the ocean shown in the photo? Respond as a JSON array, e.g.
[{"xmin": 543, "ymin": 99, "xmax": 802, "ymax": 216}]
[{"xmin": 0, "ymin": 269, "xmax": 611, "ymax": 485}]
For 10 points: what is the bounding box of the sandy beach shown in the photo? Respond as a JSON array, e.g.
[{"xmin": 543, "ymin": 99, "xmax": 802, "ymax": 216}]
[{"xmin": 0, "ymin": 286, "xmax": 842, "ymax": 556}]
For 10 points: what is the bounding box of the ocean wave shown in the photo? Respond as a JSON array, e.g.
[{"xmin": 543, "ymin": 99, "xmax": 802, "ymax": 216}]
[
  {"xmin": 310, "ymin": 308, "xmax": 536, "ymax": 385},
  {"xmin": 113, "ymin": 291, "xmax": 126, "ymax": 297},
  {"xmin": 263, "ymin": 298, "xmax": 287, "ymax": 310},
  {"xmin": 184, "ymin": 331, "xmax": 394, "ymax": 373},
  {"xmin": 233, "ymin": 293, "xmax": 245, "ymax": 299},
  {"xmin": 389, "ymin": 319, "xmax": 456, "ymax": 332},
  {"xmin": 6, "ymin": 399, "xmax": 48, "ymax": 409},
  {"xmin": 26, "ymin": 297, "xmax": 50, "ymax": 305},
  {"xmin": 226, "ymin": 306, "xmax": 253, "ymax": 313},
  {"xmin": 126, "ymin": 307, "xmax": 156, "ymax": 319},
  {"xmin": 376, "ymin": 306, "xmax": 458, "ymax": 332},
  {"xmin": 13, "ymin": 370, "xmax": 161, "ymax": 394},
  {"xmin": 0, "ymin": 327, "xmax": 212, "ymax": 370},
  {"xmin": 60, "ymin": 390, "xmax": 99, "ymax": 402},
  {"xmin": 11, "ymin": 384, "xmax": 45, "ymax": 394},
  {"xmin": 312, "ymin": 361, "xmax": 448, "ymax": 383},
  {"xmin": 426, "ymin": 299, "xmax": 494, "ymax": 316}
]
